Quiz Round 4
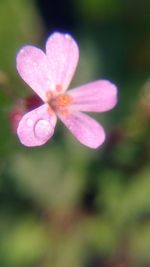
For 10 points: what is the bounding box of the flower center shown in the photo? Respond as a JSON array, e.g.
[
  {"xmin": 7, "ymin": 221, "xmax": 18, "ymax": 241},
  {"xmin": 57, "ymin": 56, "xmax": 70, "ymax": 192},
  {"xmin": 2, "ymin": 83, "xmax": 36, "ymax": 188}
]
[
  {"xmin": 51, "ymin": 94, "xmax": 72, "ymax": 113},
  {"xmin": 46, "ymin": 89, "xmax": 72, "ymax": 115}
]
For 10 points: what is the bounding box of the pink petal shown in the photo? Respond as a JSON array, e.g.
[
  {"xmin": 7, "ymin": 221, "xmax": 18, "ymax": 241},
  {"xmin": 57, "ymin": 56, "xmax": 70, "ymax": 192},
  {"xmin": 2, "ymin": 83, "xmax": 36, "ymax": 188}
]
[
  {"xmin": 68, "ymin": 80, "xmax": 117, "ymax": 112},
  {"xmin": 17, "ymin": 104, "xmax": 57, "ymax": 147},
  {"xmin": 46, "ymin": 32, "xmax": 79, "ymax": 93},
  {"xmin": 16, "ymin": 46, "xmax": 52, "ymax": 101},
  {"xmin": 58, "ymin": 111, "xmax": 105, "ymax": 149}
]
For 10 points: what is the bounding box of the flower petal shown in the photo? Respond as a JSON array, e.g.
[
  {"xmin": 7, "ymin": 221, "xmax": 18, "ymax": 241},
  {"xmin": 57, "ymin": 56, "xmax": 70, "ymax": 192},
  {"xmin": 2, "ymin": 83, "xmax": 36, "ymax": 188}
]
[
  {"xmin": 58, "ymin": 111, "xmax": 105, "ymax": 149},
  {"xmin": 17, "ymin": 104, "xmax": 57, "ymax": 147},
  {"xmin": 68, "ymin": 80, "xmax": 117, "ymax": 112},
  {"xmin": 16, "ymin": 46, "xmax": 52, "ymax": 101},
  {"xmin": 46, "ymin": 32, "xmax": 79, "ymax": 93}
]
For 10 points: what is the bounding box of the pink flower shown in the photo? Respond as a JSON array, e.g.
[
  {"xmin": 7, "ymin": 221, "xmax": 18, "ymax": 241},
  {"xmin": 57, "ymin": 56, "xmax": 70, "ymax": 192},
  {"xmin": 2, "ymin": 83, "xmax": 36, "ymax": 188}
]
[{"xmin": 16, "ymin": 32, "xmax": 117, "ymax": 149}]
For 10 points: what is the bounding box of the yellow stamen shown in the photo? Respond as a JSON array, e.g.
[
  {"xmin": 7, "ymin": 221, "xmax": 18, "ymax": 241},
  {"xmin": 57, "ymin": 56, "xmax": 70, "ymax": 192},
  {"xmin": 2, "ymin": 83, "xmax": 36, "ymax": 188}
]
[{"xmin": 52, "ymin": 94, "xmax": 72, "ymax": 111}]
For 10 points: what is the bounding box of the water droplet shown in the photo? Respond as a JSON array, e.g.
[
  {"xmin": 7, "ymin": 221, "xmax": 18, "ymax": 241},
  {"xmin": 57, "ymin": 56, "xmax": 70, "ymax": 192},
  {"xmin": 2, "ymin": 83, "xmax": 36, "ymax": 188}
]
[{"xmin": 34, "ymin": 119, "xmax": 54, "ymax": 140}]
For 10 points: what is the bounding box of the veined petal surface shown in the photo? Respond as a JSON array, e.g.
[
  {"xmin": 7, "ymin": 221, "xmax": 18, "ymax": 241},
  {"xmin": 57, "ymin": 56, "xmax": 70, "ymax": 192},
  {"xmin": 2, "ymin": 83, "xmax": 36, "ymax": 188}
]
[
  {"xmin": 16, "ymin": 46, "xmax": 53, "ymax": 101},
  {"xmin": 46, "ymin": 32, "xmax": 79, "ymax": 93},
  {"xmin": 68, "ymin": 80, "xmax": 117, "ymax": 112},
  {"xmin": 58, "ymin": 111, "xmax": 105, "ymax": 149}
]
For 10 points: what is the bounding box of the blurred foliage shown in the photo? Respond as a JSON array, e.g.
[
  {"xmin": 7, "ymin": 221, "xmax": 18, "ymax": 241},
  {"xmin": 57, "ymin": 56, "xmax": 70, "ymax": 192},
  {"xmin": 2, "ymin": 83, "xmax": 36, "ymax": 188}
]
[{"xmin": 0, "ymin": 0, "xmax": 150, "ymax": 267}]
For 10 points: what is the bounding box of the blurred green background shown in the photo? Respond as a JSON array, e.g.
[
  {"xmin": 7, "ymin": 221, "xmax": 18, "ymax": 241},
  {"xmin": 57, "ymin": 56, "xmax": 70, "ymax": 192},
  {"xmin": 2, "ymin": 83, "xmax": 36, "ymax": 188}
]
[{"xmin": 0, "ymin": 0, "xmax": 150, "ymax": 266}]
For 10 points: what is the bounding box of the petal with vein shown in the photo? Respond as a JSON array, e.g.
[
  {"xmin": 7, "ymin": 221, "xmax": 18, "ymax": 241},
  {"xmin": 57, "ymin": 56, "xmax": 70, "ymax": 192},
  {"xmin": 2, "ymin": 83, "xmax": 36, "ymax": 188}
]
[
  {"xmin": 68, "ymin": 80, "xmax": 117, "ymax": 112},
  {"xmin": 58, "ymin": 111, "xmax": 105, "ymax": 149},
  {"xmin": 16, "ymin": 46, "xmax": 52, "ymax": 101},
  {"xmin": 46, "ymin": 32, "xmax": 79, "ymax": 93},
  {"xmin": 17, "ymin": 104, "xmax": 57, "ymax": 147}
]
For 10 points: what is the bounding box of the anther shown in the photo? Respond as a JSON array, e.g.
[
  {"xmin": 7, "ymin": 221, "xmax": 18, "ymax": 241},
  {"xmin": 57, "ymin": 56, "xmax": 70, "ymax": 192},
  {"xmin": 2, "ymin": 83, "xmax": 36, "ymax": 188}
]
[{"xmin": 55, "ymin": 95, "xmax": 72, "ymax": 108}]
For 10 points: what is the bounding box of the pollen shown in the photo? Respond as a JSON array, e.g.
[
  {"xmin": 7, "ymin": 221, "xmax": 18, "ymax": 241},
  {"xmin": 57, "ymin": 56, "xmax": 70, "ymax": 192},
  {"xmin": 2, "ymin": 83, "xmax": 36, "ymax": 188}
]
[
  {"xmin": 56, "ymin": 95, "xmax": 72, "ymax": 107},
  {"xmin": 51, "ymin": 94, "xmax": 73, "ymax": 112}
]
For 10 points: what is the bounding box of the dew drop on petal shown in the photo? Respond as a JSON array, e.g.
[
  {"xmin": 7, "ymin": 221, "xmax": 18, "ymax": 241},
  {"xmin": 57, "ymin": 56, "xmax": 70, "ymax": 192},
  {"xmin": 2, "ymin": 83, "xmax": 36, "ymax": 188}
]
[{"xmin": 34, "ymin": 119, "xmax": 54, "ymax": 141}]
